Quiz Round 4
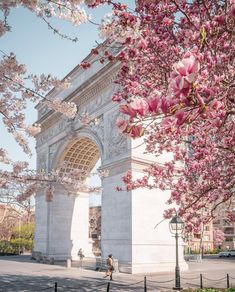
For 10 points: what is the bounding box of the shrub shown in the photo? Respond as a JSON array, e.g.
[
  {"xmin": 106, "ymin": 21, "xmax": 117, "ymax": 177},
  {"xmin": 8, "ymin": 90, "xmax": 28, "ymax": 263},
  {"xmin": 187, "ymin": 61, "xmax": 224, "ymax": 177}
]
[
  {"xmin": 0, "ymin": 241, "xmax": 18, "ymax": 255},
  {"xmin": 10, "ymin": 238, "xmax": 33, "ymax": 252}
]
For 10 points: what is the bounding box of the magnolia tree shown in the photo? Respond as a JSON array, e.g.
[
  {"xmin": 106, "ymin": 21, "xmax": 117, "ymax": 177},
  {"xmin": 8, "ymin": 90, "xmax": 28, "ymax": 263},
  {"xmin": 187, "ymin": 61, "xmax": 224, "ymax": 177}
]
[
  {"xmin": 94, "ymin": 0, "xmax": 234, "ymax": 231},
  {"xmin": 0, "ymin": 1, "xmax": 235, "ymax": 229},
  {"xmin": 213, "ymin": 228, "xmax": 225, "ymax": 247}
]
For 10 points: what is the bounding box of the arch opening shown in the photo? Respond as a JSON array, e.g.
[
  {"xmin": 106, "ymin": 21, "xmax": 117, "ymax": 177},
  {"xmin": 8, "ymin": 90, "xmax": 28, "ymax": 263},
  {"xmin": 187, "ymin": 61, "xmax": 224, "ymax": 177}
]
[
  {"xmin": 58, "ymin": 137, "xmax": 102, "ymax": 257},
  {"xmin": 59, "ymin": 137, "xmax": 100, "ymax": 181}
]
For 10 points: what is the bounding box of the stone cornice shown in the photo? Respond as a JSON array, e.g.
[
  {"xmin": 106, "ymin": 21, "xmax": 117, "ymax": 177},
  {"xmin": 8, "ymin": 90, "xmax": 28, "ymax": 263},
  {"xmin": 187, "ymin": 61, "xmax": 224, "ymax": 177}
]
[
  {"xmin": 101, "ymin": 156, "xmax": 153, "ymax": 172},
  {"xmin": 35, "ymin": 40, "xmax": 111, "ymax": 110},
  {"xmin": 37, "ymin": 62, "xmax": 119, "ymax": 133}
]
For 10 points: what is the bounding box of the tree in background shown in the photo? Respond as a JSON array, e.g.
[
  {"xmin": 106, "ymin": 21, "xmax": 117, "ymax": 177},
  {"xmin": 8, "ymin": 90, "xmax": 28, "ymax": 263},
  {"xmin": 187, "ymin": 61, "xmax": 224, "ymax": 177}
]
[
  {"xmin": 0, "ymin": 204, "xmax": 20, "ymax": 241},
  {"xmin": 11, "ymin": 222, "xmax": 34, "ymax": 253},
  {"xmin": 213, "ymin": 228, "xmax": 225, "ymax": 249},
  {"xmin": 0, "ymin": 202, "xmax": 34, "ymax": 254},
  {"xmin": 0, "ymin": 1, "xmax": 105, "ymax": 202}
]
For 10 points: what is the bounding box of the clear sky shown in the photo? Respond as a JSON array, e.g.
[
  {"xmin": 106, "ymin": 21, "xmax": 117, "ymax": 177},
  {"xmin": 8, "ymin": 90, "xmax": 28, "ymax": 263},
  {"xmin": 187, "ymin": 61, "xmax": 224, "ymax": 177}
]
[
  {"xmin": 1, "ymin": 1, "xmax": 134, "ymax": 168},
  {"xmin": 0, "ymin": 4, "xmax": 110, "ymax": 169},
  {"xmin": 0, "ymin": 2, "xmax": 134, "ymax": 206}
]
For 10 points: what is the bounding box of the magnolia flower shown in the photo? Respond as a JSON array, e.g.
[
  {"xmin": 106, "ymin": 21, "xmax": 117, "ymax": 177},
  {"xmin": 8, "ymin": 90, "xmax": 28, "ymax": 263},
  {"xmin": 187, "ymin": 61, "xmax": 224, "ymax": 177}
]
[
  {"xmin": 0, "ymin": 148, "xmax": 11, "ymax": 164},
  {"xmin": 119, "ymin": 104, "xmax": 137, "ymax": 117},
  {"xmin": 13, "ymin": 161, "xmax": 28, "ymax": 174},
  {"xmin": 45, "ymin": 99, "xmax": 77, "ymax": 119},
  {"xmin": 116, "ymin": 118, "xmax": 128, "ymax": 132},
  {"xmin": 97, "ymin": 169, "xmax": 109, "ymax": 178},
  {"xmin": 173, "ymin": 54, "xmax": 200, "ymax": 83},
  {"xmin": 147, "ymin": 94, "xmax": 161, "ymax": 113},
  {"xmin": 0, "ymin": 20, "xmax": 8, "ymax": 37},
  {"xmin": 230, "ymin": 2, "xmax": 235, "ymax": 17},
  {"xmin": 25, "ymin": 124, "xmax": 41, "ymax": 137},
  {"xmin": 169, "ymin": 54, "xmax": 200, "ymax": 98},
  {"xmin": 169, "ymin": 75, "xmax": 191, "ymax": 98},
  {"xmin": 131, "ymin": 99, "xmax": 149, "ymax": 116},
  {"xmin": 128, "ymin": 124, "xmax": 144, "ymax": 138}
]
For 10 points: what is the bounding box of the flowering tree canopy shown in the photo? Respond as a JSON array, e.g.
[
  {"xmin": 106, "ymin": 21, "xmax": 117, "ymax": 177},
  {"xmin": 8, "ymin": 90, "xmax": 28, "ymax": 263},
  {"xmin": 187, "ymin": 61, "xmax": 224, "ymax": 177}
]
[
  {"xmin": 0, "ymin": 0, "xmax": 101, "ymax": 200},
  {"xmin": 0, "ymin": 1, "xmax": 235, "ymax": 229},
  {"xmin": 91, "ymin": 0, "xmax": 234, "ymax": 230}
]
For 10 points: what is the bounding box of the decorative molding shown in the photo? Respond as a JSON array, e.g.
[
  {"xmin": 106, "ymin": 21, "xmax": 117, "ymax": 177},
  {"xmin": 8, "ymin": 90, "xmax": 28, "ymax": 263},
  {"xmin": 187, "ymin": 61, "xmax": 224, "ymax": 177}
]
[
  {"xmin": 48, "ymin": 139, "xmax": 64, "ymax": 171},
  {"xmin": 37, "ymin": 64, "xmax": 119, "ymax": 127},
  {"xmin": 38, "ymin": 106, "xmax": 50, "ymax": 120},
  {"xmin": 36, "ymin": 117, "xmax": 67, "ymax": 148},
  {"xmin": 89, "ymin": 115, "xmax": 104, "ymax": 145},
  {"xmin": 106, "ymin": 111, "xmax": 128, "ymax": 159},
  {"xmin": 37, "ymin": 152, "xmax": 47, "ymax": 171}
]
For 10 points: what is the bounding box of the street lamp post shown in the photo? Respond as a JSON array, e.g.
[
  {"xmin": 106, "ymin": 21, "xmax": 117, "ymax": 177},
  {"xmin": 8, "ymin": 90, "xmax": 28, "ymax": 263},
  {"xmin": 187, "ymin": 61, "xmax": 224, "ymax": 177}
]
[
  {"xmin": 18, "ymin": 216, "xmax": 21, "ymax": 255},
  {"xmin": 169, "ymin": 215, "xmax": 184, "ymax": 290}
]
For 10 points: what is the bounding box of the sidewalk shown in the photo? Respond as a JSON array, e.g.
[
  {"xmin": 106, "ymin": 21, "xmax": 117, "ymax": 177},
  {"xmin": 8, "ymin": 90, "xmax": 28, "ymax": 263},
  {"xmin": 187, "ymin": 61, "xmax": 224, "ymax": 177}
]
[{"xmin": 0, "ymin": 255, "xmax": 234, "ymax": 291}]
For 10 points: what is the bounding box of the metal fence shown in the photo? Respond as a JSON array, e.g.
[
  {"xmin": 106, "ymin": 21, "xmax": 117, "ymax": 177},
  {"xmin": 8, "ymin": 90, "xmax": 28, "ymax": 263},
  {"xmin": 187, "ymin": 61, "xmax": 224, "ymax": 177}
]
[{"xmin": 4, "ymin": 273, "xmax": 235, "ymax": 291}]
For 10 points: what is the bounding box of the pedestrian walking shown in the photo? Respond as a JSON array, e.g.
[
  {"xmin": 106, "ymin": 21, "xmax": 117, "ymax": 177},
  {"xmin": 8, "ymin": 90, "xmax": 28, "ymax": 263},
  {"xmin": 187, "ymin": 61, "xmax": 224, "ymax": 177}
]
[
  {"xmin": 78, "ymin": 248, "xmax": 85, "ymax": 269},
  {"xmin": 104, "ymin": 254, "xmax": 114, "ymax": 281}
]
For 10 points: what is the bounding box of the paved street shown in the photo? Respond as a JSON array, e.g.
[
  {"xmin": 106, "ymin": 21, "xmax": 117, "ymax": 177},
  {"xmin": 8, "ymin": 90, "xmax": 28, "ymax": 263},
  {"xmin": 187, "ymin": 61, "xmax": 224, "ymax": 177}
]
[{"xmin": 0, "ymin": 255, "xmax": 234, "ymax": 291}]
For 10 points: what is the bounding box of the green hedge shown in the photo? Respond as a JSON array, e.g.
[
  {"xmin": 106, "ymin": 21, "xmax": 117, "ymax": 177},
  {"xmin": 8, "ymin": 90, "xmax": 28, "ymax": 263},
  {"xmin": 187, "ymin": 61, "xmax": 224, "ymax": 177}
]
[
  {"xmin": 0, "ymin": 239, "xmax": 33, "ymax": 255},
  {"xmin": 0, "ymin": 241, "xmax": 18, "ymax": 255},
  {"xmin": 185, "ymin": 248, "xmax": 221, "ymax": 255},
  {"xmin": 10, "ymin": 238, "xmax": 33, "ymax": 251},
  {"xmin": 183, "ymin": 289, "xmax": 235, "ymax": 292}
]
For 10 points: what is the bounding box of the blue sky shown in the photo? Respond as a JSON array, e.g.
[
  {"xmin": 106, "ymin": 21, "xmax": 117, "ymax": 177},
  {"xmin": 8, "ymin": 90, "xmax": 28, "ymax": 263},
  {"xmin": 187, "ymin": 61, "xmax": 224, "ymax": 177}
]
[
  {"xmin": 1, "ymin": 2, "xmax": 134, "ymax": 206},
  {"xmin": 1, "ymin": 1, "xmax": 134, "ymax": 169},
  {"xmin": 0, "ymin": 4, "xmax": 112, "ymax": 169}
]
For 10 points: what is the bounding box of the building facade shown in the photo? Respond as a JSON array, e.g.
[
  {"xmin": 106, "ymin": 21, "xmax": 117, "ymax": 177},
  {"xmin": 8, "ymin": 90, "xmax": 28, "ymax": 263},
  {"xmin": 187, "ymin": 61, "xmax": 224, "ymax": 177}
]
[{"xmin": 213, "ymin": 200, "xmax": 235, "ymax": 250}]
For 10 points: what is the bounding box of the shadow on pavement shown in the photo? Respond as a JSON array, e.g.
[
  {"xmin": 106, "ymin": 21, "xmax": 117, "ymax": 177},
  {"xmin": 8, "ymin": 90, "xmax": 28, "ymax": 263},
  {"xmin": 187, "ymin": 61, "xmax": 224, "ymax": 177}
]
[
  {"xmin": 0, "ymin": 255, "xmax": 68, "ymax": 268},
  {"xmin": 0, "ymin": 274, "xmax": 148, "ymax": 292}
]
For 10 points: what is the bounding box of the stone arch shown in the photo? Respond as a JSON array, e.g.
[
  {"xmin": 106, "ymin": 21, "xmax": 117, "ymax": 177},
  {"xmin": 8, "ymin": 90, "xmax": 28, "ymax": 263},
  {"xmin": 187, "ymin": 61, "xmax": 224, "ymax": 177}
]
[
  {"xmin": 51, "ymin": 129, "xmax": 104, "ymax": 173},
  {"xmin": 35, "ymin": 57, "xmax": 188, "ymax": 273},
  {"xmin": 35, "ymin": 133, "xmax": 103, "ymax": 260},
  {"xmin": 58, "ymin": 137, "xmax": 100, "ymax": 181}
]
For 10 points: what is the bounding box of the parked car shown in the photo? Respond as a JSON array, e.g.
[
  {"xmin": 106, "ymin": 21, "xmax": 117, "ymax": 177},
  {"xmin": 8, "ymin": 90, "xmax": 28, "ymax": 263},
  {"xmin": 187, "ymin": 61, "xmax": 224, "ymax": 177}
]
[{"xmin": 218, "ymin": 250, "xmax": 235, "ymax": 257}]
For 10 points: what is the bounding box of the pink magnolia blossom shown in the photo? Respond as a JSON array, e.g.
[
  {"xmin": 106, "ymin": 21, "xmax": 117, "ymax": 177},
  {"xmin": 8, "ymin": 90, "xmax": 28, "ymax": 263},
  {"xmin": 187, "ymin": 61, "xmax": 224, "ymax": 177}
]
[
  {"xmin": 169, "ymin": 54, "xmax": 199, "ymax": 99},
  {"xmin": 131, "ymin": 99, "xmax": 149, "ymax": 116},
  {"xmin": 1, "ymin": 0, "xmax": 235, "ymax": 230},
  {"xmin": 119, "ymin": 104, "xmax": 137, "ymax": 117},
  {"xmin": 173, "ymin": 54, "xmax": 199, "ymax": 84},
  {"xmin": 13, "ymin": 162, "xmax": 28, "ymax": 174},
  {"xmin": 230, "ymin": 3, "xmax": 235, "ymax": 17},
  {"xmin": 105, "ymin": 0, "xmax": 235, "ymax": 229},
  {"xmin": 116, "ymin": 118, "xmax": 128, "ymax": 132},
  {"xmin": 147, "ymin": 94, "xmax": 161, "ymax": 113}
]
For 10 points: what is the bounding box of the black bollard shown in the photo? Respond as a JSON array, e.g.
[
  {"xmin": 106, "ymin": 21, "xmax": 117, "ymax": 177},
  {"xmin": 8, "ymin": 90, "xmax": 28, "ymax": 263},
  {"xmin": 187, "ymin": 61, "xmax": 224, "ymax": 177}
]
[
  {"xmin": 106, "ymin": 282, "xmax": 110, "ymax": 292},
  {"xmin": 200, "ymin": 274, "xmax": 203, "ymax": 289},
  {"xmin": 54, "ymin": 282, "xmax": 58, "ymax": 292},
  {"xmin": 144, "ymin": 276, "xmax": 147, "ymax": 292},
  {"xmin": 227, "ymin": 274, "xmax": 230, "ymax": 289}
]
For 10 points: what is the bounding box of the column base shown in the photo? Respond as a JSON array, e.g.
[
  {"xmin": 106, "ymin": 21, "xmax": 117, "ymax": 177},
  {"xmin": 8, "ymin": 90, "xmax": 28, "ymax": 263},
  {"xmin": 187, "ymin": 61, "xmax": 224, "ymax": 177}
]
[{"xmin": 119, "ymin": 261, "xmax": 188, "ymax": 274}]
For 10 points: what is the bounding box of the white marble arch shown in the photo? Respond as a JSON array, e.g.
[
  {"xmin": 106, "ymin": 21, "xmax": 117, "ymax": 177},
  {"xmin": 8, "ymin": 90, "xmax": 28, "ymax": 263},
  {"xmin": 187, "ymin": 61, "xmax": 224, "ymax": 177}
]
[
  {"xmin": 50, "ymin": 129, "xmax": 104, "ymax": 172},
  {"xmin": 37, "ymin": 134, "xmax": 100, "ymax": 260},
  {"xmin": 34, "ymin": 53, "xmax": 188, "ymax": 273}
]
